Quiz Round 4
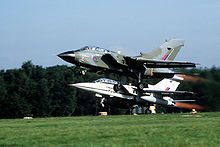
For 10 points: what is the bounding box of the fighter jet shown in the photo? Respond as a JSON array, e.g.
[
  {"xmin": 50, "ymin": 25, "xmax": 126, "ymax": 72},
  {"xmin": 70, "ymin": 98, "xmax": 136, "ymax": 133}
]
[
  {"xmin": 69, "ymin": 75, "xmax": 195, "ymax": 109},
  {"xmin": 58, "ymin": 39, "xmax": 197, "ymax": 88}
]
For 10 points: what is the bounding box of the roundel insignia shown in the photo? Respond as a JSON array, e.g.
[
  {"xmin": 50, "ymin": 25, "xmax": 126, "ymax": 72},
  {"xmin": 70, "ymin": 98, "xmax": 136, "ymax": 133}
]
[{"xmin": 93, "ymin": 56, "xmax": 98, "ymax": 62}]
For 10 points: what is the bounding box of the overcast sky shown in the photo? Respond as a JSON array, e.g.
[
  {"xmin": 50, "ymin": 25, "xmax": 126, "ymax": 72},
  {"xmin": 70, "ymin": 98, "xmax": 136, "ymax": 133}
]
[{"xmin": 1, "ymin": 0, "xmax": 220, "ymax": 69}]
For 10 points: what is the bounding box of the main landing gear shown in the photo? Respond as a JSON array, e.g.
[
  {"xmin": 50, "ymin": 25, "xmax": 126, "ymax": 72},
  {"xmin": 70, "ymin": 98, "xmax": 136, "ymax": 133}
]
[
  {"xmin": 135, "ymin": 72, "xmax": 145, "ymax": 103},
  {"xmin": 137, "ymin": 72, "xmax": 144, "ymax": 90}
]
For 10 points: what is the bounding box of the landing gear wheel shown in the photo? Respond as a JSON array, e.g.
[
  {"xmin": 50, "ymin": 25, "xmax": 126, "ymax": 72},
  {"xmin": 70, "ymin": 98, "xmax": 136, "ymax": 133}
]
[{"xmin": 138, "ymin": 83, "xmax": 144, "ymax": 90}]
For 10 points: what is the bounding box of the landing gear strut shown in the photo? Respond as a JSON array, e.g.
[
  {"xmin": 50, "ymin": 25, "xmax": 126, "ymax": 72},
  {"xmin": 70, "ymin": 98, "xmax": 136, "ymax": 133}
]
[
  {"xmin": 135, "ymin": 72, "xmax": 144, "ymax": 103},
  {"xmin": 100, "ymin": 98, "xmax": 105, "ymax": 107},
  {"xmin": 137, "ymin": 72, "xmax": 144, "ymax": 90}
]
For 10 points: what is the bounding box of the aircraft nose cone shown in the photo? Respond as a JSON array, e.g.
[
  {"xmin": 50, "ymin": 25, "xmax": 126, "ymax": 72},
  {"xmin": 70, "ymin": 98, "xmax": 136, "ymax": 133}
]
[{"xmin": 57, "ymin": 51, "xmax": 75, "ymax": 64}]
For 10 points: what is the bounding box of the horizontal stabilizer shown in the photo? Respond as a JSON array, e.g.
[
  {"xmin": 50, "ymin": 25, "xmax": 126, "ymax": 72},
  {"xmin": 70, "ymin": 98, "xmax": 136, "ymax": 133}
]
[
  {"xmin": 124, "ymin": 56, "xmax": 197, "ymax": 68},
  {"xmin": 144, "ymin": 89, "xmax": 195, "ymax": 96},
  {"xmin": 137, "ymin": 59, "xmax": 197, "ymax": 68}
]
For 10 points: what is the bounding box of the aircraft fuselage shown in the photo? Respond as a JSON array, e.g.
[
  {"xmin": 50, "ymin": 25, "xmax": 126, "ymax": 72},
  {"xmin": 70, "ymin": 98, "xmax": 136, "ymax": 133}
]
[{"xmin": 58, "ymin": 46, "xmax": 175, "ymax": 79}]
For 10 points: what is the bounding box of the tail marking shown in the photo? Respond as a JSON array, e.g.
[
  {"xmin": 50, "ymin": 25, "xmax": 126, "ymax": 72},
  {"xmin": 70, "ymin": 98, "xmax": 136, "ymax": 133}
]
[{"xmin": 162, "ymin": 54, "xmax": 168, "ymax": 60}]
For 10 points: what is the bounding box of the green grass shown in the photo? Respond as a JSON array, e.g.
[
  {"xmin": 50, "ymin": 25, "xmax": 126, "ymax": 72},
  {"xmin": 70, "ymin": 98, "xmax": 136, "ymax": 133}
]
[{"xmin": 0, "ymin": 112, "xmax": 220, "ymax": 146}]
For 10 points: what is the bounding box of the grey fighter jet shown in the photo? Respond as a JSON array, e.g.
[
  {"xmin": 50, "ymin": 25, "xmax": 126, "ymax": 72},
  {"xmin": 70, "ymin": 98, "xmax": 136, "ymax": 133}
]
[{"xmin": 58, "ymin": 39, "xmax": 196, "ymax": 89}]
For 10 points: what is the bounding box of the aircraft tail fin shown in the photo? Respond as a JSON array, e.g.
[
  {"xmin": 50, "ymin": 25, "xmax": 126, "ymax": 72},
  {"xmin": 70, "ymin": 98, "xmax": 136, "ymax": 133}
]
[
  {"xmin": 141, "ymin": 39, "xmax": 184, "ymax": 61},
  {"xmin": 148, "ymin": 76, "xmax": 183, "ymax": 91}
]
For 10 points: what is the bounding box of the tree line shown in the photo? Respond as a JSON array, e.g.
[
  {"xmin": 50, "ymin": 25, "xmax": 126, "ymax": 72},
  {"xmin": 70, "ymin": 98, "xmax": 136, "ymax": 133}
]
[{"xmin": 0, "ymin": 61, "xmax": 220, "ymax": 118}]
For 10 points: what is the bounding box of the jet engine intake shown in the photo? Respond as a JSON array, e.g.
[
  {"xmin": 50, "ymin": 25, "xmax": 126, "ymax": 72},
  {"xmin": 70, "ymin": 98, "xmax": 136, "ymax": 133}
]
[{"xmin": 113, "ymin": 84, "xmax": 122, "ymax": 92}]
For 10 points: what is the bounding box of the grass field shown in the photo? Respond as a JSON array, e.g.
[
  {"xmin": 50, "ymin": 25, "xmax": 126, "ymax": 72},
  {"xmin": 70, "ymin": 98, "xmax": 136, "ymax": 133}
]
[{"xmin": 0, "ymin": 112, "xmax": 220, "ymax": 146}]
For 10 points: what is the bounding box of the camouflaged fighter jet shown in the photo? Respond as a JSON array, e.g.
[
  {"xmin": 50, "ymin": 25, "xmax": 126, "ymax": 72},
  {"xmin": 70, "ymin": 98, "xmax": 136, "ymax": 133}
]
[{"xmin": 58, "ymin": 39, "xmax": 196, "ymax": 89}]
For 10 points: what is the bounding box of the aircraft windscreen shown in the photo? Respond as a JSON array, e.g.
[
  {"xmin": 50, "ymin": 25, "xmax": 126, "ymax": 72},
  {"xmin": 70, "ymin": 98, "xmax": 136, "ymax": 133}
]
[
  {"xmin": 94, "ymin": 78, "xmax": 119, "ymax": 84},
  {"xmin": 75, "ymin": 46, "xmax": 111, "ymax": 53},
  {"xmin": 78, "ymin": 46, "xmax": 89, "ymax": 51},
  {"xmin": 73, "ymin": 46, "xmax": 88, "ymax": 52}
]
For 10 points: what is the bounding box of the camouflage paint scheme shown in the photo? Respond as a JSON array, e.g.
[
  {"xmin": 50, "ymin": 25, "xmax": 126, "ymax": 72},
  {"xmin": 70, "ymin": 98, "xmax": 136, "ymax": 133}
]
[{"xmin": 58, "ymin": 39, "xmax": 196, "ymax": 79}]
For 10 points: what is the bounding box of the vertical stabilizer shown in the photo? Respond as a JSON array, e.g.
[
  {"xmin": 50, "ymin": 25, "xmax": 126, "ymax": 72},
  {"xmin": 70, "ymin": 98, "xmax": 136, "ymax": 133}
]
[
  {"xmin": 148, "ymin": 77, "xmax": 181, "ymax": 91},
  {"xmin": 140, "ymin": 39, "xmax": 184, "ymax": 61}
]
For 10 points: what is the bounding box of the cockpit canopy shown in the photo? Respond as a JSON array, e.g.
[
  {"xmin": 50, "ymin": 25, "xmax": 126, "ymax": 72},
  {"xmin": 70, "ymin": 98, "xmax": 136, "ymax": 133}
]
[
  {"xmin": 78, "ymin": 46, "xmax": 110, "ymax": 53},
  {"xmin": 94, "ymin": 78, "xmax": 119, "ymax": 84}
]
